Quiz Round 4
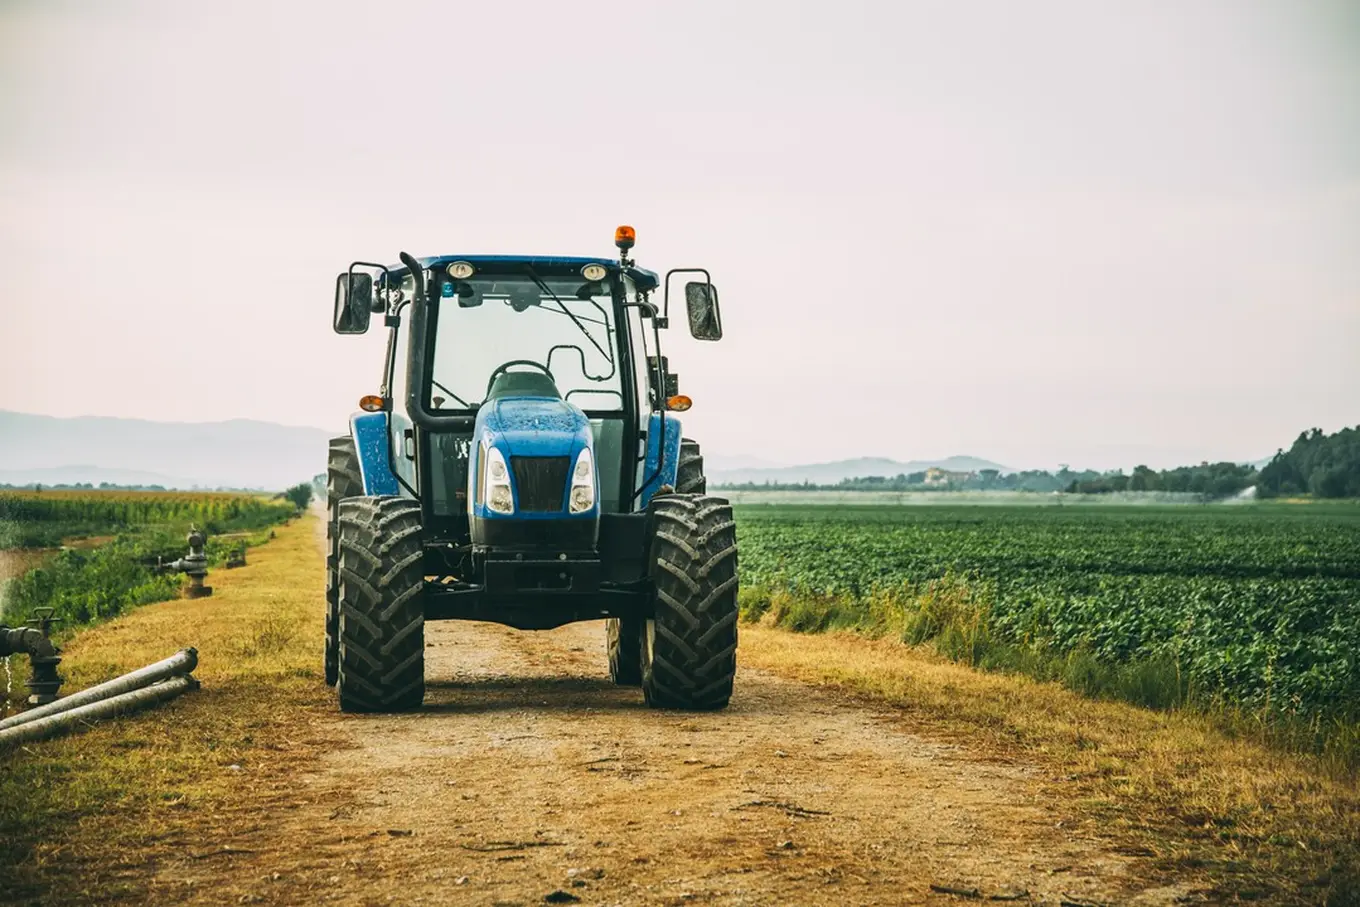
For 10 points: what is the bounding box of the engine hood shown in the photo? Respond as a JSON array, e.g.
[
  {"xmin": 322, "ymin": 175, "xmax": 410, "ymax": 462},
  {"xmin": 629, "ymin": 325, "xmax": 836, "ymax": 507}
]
[{"xmin": 476, "ymin": 396, "xmax": 592, "ymax": 457}]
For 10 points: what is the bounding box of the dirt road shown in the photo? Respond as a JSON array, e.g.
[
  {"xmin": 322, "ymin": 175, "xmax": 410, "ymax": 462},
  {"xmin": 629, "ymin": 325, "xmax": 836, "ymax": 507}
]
[{"xmin": 148, "ymin": 592, "xmax": 1177, "ymax": 904}]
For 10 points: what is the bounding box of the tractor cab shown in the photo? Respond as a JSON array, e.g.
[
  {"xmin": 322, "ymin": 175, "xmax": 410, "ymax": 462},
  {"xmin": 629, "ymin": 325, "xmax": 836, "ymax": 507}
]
[{"xmin": 325, "ymin": 228, "xmax": 739, "ymax": 714}]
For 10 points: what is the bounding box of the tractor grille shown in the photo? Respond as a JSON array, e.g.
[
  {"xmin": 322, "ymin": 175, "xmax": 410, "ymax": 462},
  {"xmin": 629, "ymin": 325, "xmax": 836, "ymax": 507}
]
[{"xmin": 510, "ymin": 456, "xmax": 571, "ymax": 512}]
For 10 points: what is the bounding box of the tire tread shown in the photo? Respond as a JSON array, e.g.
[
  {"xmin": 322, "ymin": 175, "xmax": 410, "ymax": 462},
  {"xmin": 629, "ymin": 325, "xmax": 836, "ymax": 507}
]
[
  {"xmin": 642, "ymin": 493, "xmax": 738, "ymax": 710},
  {"xmin": 336, "ymin": 496, "xmax": 425, "ymax": 712}
]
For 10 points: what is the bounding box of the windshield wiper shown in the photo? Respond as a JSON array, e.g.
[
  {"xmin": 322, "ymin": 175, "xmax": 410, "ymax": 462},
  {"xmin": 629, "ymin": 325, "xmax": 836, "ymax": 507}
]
[
  {"xmin": 525, "ymin": 268, "xmax": 615, "ymax": 378},
  {"xmin": 536, "ymin": 307, "xmax": 612, "ymax": 330},
  {"xmin": 431, "ymin": 379, "xmax": 472, "ymax": 409}
]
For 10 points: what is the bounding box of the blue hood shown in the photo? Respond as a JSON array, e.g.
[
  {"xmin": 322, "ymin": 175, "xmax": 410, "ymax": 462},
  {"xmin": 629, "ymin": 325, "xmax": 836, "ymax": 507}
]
[{"xmin": 478, "ymin": 396, "xmax": 591, "ymax": 457}]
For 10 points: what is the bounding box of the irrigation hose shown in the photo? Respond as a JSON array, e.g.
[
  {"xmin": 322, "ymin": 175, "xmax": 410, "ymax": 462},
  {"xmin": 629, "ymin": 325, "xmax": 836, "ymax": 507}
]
[
  {"xmin": 0, "ymin": 674, "xmax": 199, "ymax": 749},
  {"xmin": 0, "ymin": 647, "xmax": 198, "ymax": 731}
]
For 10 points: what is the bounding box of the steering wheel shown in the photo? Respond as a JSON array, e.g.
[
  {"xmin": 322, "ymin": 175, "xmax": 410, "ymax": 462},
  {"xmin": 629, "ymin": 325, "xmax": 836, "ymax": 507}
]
[{"xmin": 485, "ymin": 360, "xmax": 554, "ymax": 398}]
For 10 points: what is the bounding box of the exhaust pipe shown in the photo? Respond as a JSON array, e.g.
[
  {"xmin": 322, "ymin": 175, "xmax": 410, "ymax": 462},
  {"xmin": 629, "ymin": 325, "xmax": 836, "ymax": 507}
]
[
  {"xmin": 0, "ymin": 648, "xmax": 198, "ymax": 732},
  {"xmin": 0, "ymin": 674, "xmax": 198, "ymax": 749}
]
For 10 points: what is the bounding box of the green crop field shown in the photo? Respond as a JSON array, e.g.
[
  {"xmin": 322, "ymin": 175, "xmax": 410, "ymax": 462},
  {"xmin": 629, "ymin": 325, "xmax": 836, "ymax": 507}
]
[
  {"xmin": 735, "ymin": 501, "xmax": 1360, "ymax": 757},
  {"xmin": 0, "ymin": 490, "xmax": 296, "ymax": 645},
  {"xmin": 0, "ymin": 489, "xmax": 292, "ymax": 549}
]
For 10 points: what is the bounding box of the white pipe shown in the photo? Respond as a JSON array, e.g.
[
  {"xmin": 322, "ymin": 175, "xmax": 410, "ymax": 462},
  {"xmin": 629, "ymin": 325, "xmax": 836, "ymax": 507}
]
[
  {"xmin": 0, "ymin": 675, "xmax": 198, "ymax": 749},
  {"xmin": 0, "ymin": 648, "xmax": 198, "ymax": 731}
]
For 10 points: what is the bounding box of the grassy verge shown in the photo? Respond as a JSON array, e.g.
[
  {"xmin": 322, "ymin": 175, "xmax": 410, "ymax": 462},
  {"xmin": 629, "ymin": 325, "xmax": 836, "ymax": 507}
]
[
  {"xmin": 739, "ymin": 579, "xmax": 1360, "ymax": 775},
  {"xmin": 0, "ymin": 513, "xmax": 337, "ymax": 904},
  {"xmin": 740, "ymin": 613, "xmax": 1360, "ymax": 902}
]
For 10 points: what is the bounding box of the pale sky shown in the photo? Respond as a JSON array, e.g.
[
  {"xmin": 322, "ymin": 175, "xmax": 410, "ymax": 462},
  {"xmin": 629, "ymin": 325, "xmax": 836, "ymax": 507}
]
[{"xmin": 2, "ymin": 0, "xmax": 1356, "ymax": 470}]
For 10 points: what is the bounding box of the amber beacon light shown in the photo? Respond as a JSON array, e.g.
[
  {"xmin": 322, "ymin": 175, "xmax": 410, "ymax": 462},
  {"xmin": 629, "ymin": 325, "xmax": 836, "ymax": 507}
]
[{"xmin": 614, "ymin": 225, "xmax": 636, "ymax": 251}]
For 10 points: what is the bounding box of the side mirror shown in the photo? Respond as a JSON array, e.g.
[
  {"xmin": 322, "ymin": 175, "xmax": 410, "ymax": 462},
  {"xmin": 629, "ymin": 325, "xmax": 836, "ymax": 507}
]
[
  {"xmin": 685, "ymin": 281, "xmax": 723, "ymax": 341},
  {"xmin": 333, "ymin": 272, "xmax": 374, "ymax": 334}
]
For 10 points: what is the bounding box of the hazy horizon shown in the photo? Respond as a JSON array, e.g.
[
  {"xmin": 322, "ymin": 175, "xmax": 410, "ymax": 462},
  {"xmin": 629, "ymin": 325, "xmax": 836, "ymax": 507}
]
[
  {"xmin": 0, "ymin": 407, "xmax": 1301, "ymax": 475},
  {"xmin": 3, "ymin": 1, "xmax": 1356, "ymax": 472}
]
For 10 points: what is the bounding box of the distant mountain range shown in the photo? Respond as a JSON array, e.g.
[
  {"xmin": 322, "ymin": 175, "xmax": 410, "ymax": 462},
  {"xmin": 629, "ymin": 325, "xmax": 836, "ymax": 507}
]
[
  {"xmin": 709, "ymin": 455, "xmax": 1011, "ymax": 486},
  {"xmin": 0, "ymin": 411, "xmax": 334, "ymax": 490},
  {"xmin": 1, "ymin": 408, "xmax": 1268, "ymax": 493}
]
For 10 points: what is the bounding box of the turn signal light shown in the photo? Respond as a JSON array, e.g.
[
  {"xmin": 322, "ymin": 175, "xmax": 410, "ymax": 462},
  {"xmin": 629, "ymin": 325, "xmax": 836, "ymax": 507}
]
[
  {"xmin": 666, "ymin": 394, "xmax": 692, "ymax": 412},
  {"xmin": 614, "ymin": 225, "xmax": 636, "ymax": 250},
  {"xmin": 359, "ymin": 394, "xmax": 385, "ymax": 412}
]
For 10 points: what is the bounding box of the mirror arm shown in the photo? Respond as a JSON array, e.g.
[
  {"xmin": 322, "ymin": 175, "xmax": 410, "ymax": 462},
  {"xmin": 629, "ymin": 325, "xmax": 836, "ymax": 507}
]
[
  {"xmin": 633, "ymin": 311, "xmax": 670, "ymax": 504},
  {"xmin": 662, "ymin": 267, "xmax": 713, "ymax": 321},
  {"xmin": 387, "ymin": 297, "xmax": 411, "ymax": 326}
]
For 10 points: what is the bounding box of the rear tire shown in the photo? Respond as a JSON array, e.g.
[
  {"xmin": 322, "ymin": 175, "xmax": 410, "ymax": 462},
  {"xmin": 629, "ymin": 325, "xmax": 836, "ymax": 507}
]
[
  {"xmin": 641, "ymin": 494, "xmax": 738, "ymax": 710},
  {"xmin": 336, "ymin": 496, "xmax": 425, "ymax": 713},
  {"xmin": 677, "ymin": 438, "xmax": 706, "ymax": 494},
  {"xmin": 325, "ymin": 436, "xmax": 364, "ymax": 687},
  {"xmin": 607, "ymin": 618, "xmax": 643, "ymax": 685}
]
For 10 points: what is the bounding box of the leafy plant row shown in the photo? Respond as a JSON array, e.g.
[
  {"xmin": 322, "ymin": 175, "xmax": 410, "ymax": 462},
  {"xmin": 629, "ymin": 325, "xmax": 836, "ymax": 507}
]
[{"xmin": 734, "ymin": 503, "xmax": 1360, "ymax": 719}]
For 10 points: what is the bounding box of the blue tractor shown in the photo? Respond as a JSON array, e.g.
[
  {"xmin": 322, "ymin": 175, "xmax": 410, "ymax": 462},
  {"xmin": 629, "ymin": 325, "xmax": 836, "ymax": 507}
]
[{"xmin": 325, "ymin": 227, "xmax": 737, "ymax": 712}]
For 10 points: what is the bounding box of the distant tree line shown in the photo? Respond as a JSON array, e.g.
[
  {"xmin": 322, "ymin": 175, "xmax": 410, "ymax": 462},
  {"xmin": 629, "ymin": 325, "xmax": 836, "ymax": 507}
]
[
  {"xmin": 0, "ymin": 480, "xmax": 321, "ymax": 494},
  {"xmin": 715, "ymin": 425, "xmax": 1360, "ymax": 499},
  {"xmin": 0, "ymin": 482, "xmax": 172, "ymax": 492},
  {"xmin": 1257, "ymin": 426, "xmax": 1360, "ymax": 498},
  {"xmin": 1066, "ymin": 462, "xmax": 1257, "ymax": 496},
  {"xmin": 717, "ymin": 468, "xmax": 1106, "ymax": 494},
  {"xmin": 1072, "ymin": 426, "xmax": 1359, "ymax": 498}
]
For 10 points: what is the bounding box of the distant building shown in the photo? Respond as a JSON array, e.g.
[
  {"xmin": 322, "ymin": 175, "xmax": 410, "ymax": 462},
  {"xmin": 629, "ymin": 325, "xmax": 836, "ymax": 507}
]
[{"xmin": 923, "ymin": 467, "xmax": 976, "ymax": 486}]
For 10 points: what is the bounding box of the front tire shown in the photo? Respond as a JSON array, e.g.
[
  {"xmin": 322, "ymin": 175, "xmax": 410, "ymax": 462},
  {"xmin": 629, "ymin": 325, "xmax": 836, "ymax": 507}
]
[
  {"xmin": 336, "ymin": 496, "xmax": 425, "ymax": 713},
  {"xmin": 641, "ymin": 494, "xmax": 739, "ymax": 710},
  {"xmin": 325, "ymin": 436, "xmax": 364, "ymax": 687}
]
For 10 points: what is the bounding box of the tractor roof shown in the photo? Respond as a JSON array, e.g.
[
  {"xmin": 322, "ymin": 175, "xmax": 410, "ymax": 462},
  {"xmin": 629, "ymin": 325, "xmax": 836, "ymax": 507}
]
[{"xmin": 378, "ymin": 255, "xmax": 659, "ymax": 292}]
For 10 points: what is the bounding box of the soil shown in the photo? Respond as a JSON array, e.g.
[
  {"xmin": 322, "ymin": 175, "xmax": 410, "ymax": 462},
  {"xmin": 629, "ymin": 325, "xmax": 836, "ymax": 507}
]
[
  {"xmin": 0, "ymin": 548, "xmax": 55, "ymax": 587},
  {"xmin": 147, "ymin": 613, "xmax": 1181, "ymax": 904}
]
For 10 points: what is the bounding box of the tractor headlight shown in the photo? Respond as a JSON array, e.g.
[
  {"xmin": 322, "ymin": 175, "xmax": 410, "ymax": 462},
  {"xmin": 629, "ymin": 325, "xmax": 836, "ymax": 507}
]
[
  {"xmin": 569, "ymin": 448, "xmax": 595, "ymax": 514},
  {"xmin": 483, "ymin": 446, "xmax": 514, "ymax": 515}
]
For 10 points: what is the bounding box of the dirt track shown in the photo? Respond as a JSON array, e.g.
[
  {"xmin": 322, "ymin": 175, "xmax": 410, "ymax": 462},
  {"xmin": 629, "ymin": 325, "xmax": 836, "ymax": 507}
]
[{"xmin": 147, "ymin": 587, "xmax": 1181, "ymax": 905}]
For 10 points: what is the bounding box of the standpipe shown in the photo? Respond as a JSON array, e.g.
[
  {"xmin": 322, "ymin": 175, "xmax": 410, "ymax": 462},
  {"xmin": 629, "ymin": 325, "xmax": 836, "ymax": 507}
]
[{"xmin": 0, "ymin": 608, "xmax": 63, "ymax": 705}]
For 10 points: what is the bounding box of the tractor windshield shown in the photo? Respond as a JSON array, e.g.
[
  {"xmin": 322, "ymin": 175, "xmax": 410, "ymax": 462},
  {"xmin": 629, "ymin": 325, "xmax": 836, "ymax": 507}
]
[{"xmin": 427, "ymin": 275, "xmax": 624, "ymax": 411}]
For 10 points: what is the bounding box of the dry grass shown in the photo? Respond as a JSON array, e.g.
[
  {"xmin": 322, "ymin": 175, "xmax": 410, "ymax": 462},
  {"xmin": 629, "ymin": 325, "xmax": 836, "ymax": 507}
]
[
  {"xmin": 740, "ymin": 623, "xmax": 1360, "ymax": 904},
  {"xmin": 5, "ymin": 513, "xmax": 1358, "ymax": 903},
  {"xmin": 742, "ymin": 580, "xmax": 1360, "ymax": 772},
  {"xmin": 0, "ymin": 513, "xmax": 340, "ymax": 904}
]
